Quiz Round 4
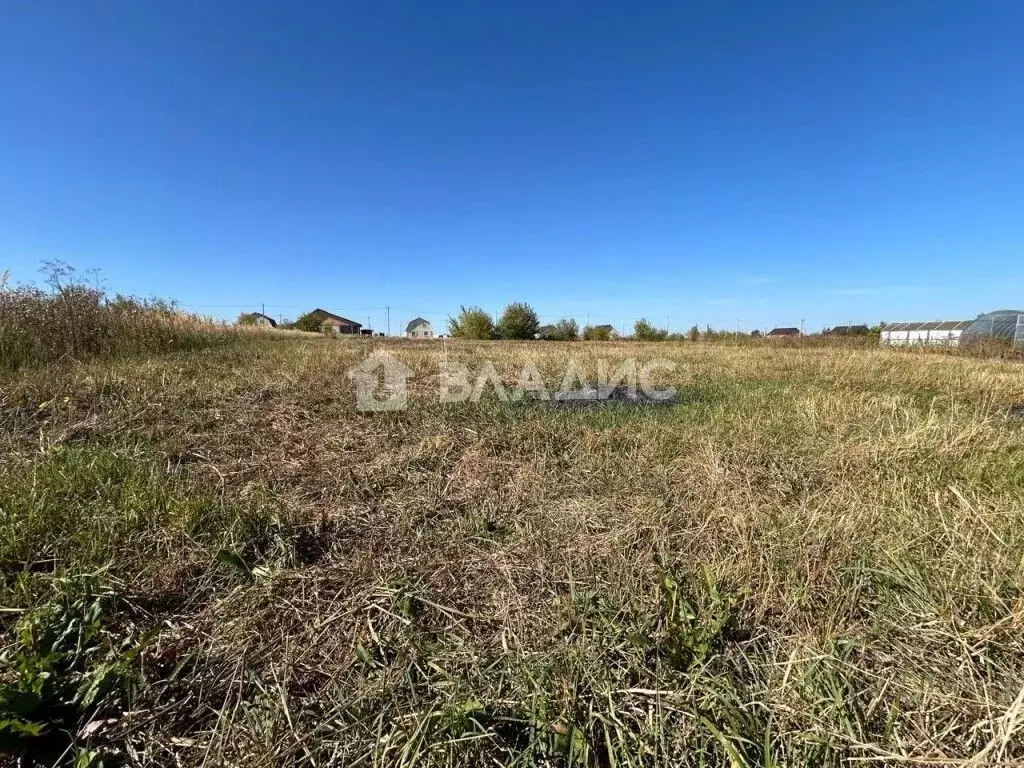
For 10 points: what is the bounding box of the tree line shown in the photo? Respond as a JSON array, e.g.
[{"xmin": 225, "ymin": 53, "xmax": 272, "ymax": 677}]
[
  {"xmin": 449, "ymin": 306, "xmax": 892, "ymax": 342},
  {"xmin": 448, "ymin": 303, "xmax": 688, "ymax": 341},
  {"xmin": 243, "ymin": 301, "xmax": 887, "ymax": 341}
]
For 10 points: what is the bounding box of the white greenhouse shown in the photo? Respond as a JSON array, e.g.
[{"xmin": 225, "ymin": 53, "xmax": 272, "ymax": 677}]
[{"xmin": 880, "ymin": 321, "xmax": 970, "ymax": 347}]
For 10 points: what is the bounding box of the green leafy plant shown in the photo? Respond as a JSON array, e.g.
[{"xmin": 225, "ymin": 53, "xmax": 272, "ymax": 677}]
[
  {"xmin": 448, "ymin": 306, "xmax": 496, "ymax": 339},
  {"xmin": 654, "ymin": 558, "xmax": 742, "ymax": 671},
  {"xmin": 293, "ymin": 311, "xmax": 325, "ymax": 333},
  {"xmin": 0, "ymin": 576, "xmax": 146, "ymax": 762},
  {"xmin": 634, "ymin": 318, "xmax": 669, "ymax": 341},
  {"xmin": 496, "ymin": 303, "xmax": 540, "ymax": 340},
  {"xmin": 581, "ymin": 324, "xmax": 612, "ymax": 341},
  {"xmin": 541, "ymin": 318, "xmax": 579, "ymax": 341}
]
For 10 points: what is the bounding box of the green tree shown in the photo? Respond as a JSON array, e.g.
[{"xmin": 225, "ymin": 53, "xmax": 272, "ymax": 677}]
[
  {"xmin": 582, "ymin": 325, "xmax": 612, "ymax": 341},
  {"xmin": 688, "ymin": 325, "xmax": 700, "ymax": 342},
  {"xmin": 496, "ymin": 302, "xmax": 540, "ymax": 340},
  {"xmin": 236, "ymin": 312, "xmax": 259, "ymax": 326},
  {"xmin": 634, "ymin": 318, "xmax": 668, "ymax": 341},
  {"xmin": 294, "ymin": 311, "xmax": 324, "ymax": 333},
  {"xmin": 448, "ymin": 306, "xmax": 496, "ymax": 339},
  {"xmin": 550, "ymin": 317, "xmax": 579, "ymax": 341}
]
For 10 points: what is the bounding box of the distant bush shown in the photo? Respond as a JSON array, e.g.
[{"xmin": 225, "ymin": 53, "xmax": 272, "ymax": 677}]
[
  {"xmin": 448, "ymin": 306, "xmax": 496, "ymax": 340},
  {"xmin": 634, "ymin": 318, "xmax": 669, "ymax": 341},
  {"xmin": 236, "ymin": 312, "xmax": 259, "ymax": 326},
  {"xmin": 0, "ymin": 262, "xmax": 244, "ymax": 373},
  {"xmin": 496, "ymin": 302, "xmax": 540, "ymax": 340},
  {"xmin": 582, "ymin": 324, "xmax": 613, "ymax": 341},
  {"xmin": 543, "ymin": 317, "xmax": 579, "ymax": 341},
  {"xmin": 293, "ymin": 311, "xmax": 325, "ymax": 333}
]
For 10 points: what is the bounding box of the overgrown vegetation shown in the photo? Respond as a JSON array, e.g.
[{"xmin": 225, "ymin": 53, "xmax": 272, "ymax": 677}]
[
  {"xmin": 448, "ymin": 305, "xmax": 496, "ymax": 339},
  {"xmin": 633, "ymin": 317, "xmax": 669, "ymax": 341},
  {"xmin": 541, "ymin": 317, "xmax": 579, "ymax": 341},
  {"xmin": 2, "ymin": 334, "xmax": 1023, "ymax": 765},
  {"xmin": 496, "ymin": 302, "xmax": 540, "ymax": 340},
  {"xmin": 582, "ymin": 324, "xmax": 613, "ymax": 341},
  {"xmin": 293, "ymin": 310, "xmax": 327, "ymax": 333},
  {"xmin": 0, "ymin": 264, "xmax": 256, "ymax": 372}
]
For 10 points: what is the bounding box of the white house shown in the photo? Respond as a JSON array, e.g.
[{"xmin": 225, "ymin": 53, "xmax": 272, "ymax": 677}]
[
  {"xmin": 880, "ymin": 321, "xmax": 970, "ymax": 346},
  {"xmin": 405, "ymin": 317, "xmax": 434, "ymax": 338}
]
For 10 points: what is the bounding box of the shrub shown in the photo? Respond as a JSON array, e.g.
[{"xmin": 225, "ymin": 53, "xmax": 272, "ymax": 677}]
[
  {"xmin": 545, "ymin": 318, "xmax": 579, "ymax": 341},
  {"xmin": 293, "ymin": 312, "xmax": 325, "ymax": 333},
  {"xmin": 582, "ymin": 325, "xmax": 612, "ymax": 341},
  {"xmin": 496, "ymin": 303, "xmax": 540, "ymax": 340},
  {"xmin": 634, "ymin": 318, "xmax": 668, "ymax": 341},
  {"xmin": 448, "ymin": 306, "xmax": 496, "ymax": 340}
]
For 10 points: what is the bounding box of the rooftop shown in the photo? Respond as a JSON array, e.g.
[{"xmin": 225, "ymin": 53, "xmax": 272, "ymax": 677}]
[{"xmin": 883, "ymin": 321, "xmax": 970, "ymax": 332}]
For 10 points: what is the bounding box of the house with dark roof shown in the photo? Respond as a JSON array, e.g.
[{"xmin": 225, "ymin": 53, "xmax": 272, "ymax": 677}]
[
  {"xmin": 767, "ymin": 327, "xmax": 801, "ymax": 338},
  {"xmin": 308, "ymin": 308, "xmax": 362, "ymax": 335},
  {"xmin": 405, "ymin": 317, "xmax": 434, "ymax": 338},
  {"xmin": 825, "ymin": 325, "xmax": 870, "ymax": 336}
]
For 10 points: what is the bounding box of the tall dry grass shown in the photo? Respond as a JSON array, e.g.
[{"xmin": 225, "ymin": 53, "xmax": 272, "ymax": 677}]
[{"xmin": 0, "ymin": 265, "xmax": 252, "ymax": 373}]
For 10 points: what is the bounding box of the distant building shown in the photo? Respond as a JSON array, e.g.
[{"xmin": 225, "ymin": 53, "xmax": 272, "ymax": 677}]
[
  {"xmin": 880, "ymin": 321, "xmax": 970, "ymax": 346},
  {"xmin": 405, "ymin": 317, "xmax": 434, "ymax": 338},
  {"xmin": 825, "ymin": 325, "xmax": 870, "ymax": 336},
  {"xmin": 308, "ymin": 308, "xmax": 362, "ymax": 335},
  {"xmin": 535, "ymin": 325, "xmax": 556, "ymax": 340},
  {"xmin": 767, "ymin": 327, "xmax": 801, "ymax": 338},
  {"xmin": 959, "ymin": 311, "xmax": 1024, "ymax": 348},
  {"xmin": 246, "ymin": 313, "xmax": 277, "ymax": 328}
]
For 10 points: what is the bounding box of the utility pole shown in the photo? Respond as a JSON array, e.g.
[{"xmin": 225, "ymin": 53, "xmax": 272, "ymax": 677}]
[
  {"xmin": 386, "ymin": 306, "xmax": 390, "ymax": 337},
  {"xmin": 666, "ymin": 315, "xmax": 670, "ymax": 333},
  {"xmin": 800, "ymin": 318, "xmax": 805, "ymax": 336}
]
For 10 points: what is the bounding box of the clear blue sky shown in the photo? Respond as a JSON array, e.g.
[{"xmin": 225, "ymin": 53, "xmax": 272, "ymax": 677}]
[{"xmin": 2, "ymin": 1, "xmax": 1023, "ymax": 334}]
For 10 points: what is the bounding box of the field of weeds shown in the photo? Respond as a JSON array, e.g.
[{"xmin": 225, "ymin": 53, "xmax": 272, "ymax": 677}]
[{"xmin": 2, "ymin": 336, "xmax": 1024, "ymax": 766}]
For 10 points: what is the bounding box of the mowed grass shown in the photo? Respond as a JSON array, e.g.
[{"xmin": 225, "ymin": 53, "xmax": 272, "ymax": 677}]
[{"xmin": 2, "ymin": 337, "xmax": 1024, "ymax": 766}]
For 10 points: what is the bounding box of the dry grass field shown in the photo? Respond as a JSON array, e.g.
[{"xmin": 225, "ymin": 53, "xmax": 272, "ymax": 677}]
[{"xmin": 2, "ymin": 335, "xmax": 1024, "ymax": 766}]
